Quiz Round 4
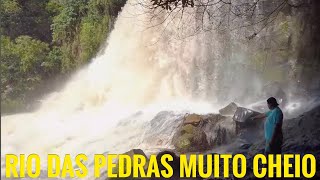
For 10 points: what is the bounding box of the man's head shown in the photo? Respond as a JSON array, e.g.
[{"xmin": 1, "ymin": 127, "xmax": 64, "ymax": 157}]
[{"xmin": 267, "ymin": 97, "xmax": 279, "ymax": 109}]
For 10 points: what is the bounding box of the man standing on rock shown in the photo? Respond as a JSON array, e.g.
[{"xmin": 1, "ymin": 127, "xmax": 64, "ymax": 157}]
[{"xmin": 252, "ymin": 97, "xmax": 283, "ymax": 155}]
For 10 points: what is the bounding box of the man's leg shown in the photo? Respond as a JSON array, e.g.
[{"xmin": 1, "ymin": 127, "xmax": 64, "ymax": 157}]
[{"xmin": 267, "ymin": 142, "xmax": 282, "ymax": 179}]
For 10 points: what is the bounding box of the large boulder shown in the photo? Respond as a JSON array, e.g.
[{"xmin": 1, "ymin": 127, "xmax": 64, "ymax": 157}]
[
  {"xmin": 142, "ymin": 111, "xmax": 184, "ymax": 147},
  {"xmin": 198, "ymin": 114, "xmax": 236, "ymax": 147},
  {"xmin": 155, "ymin": 151, "xmax": 180, "ymax": 180},
  {"xmin": 111, "ymin": 149, "xmax": 147, "ymax": 180},
  {"xmin": 282, "ymin": 105, "xmax": 320, "ymax": 154},
  {"xmin": 233, "ymin": 107, "xmax": 262, "ymax": 135},
  {"xmin": 123, "ymin": 149, "xmax": 147, "ymax": 158},
  {"xmin": 172, "ymin": 124, "xmax": 209, "ymax": 152},
  {"xmin": 172, "ymin": 113, "xmax": 236, "ymax": 152},
  {"xmin": 183, "ymin": 113, "xmax": 202, "ymax": 125},
  {"xmin": 219, "ymin": 102, "xmax": 238, "ymax": 116},
  {"xmin": 233, "ymin": 107, "xmax": 260, "ymax": 123}
]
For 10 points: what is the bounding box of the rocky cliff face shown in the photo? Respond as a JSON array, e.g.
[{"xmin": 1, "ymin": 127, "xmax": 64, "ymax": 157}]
[
  {"xmin": 295, "ymin": 0, "xmax": 320, "ymax": 92},
  {"xmin": 202, "ymin": 0, "xmax": 320, "ymax": 105}
]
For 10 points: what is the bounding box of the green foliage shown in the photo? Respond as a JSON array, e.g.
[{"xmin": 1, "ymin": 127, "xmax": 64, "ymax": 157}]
[
  {"xmin": 45, "ymin": 47, "xmax": 63, "ymax": 74},
  {"xmin": 60, "ymin": 44, "xmax": 76, "ymax": 72},
  {"xmin": 1, "ymin": 36, "xmax": 50, "ymax": 113},
  {"xmin": 78, "ymin": 14, "xmax": 109, "ymax": 63},
  {"xmin": 46, "ymin": 0, "xmax": 63, "ymax": 15},
  {"xmin": 13, "ymin": 36, "xmax": 50, "ymax": 73},
  {"xmin": 2, "ymin": 0, "xmax": 21, "ymax": 14},
  {"xmin": 1, "ymin": 0, "xmax": 53, "ymax": 42},
  {"xmin": 1, "ymin": 36, "xmax": 20, "ymax": 88},
  {"xmin": 1, "ymin": 0, "xmax": 126, "ymax": 114},
  {"xmin": 52, "ymin": 0, "xmax": 126, "ymax": 72},
  {"xmin": 51, "ymin": 6, "xmax": 77, "ymax": 42}
]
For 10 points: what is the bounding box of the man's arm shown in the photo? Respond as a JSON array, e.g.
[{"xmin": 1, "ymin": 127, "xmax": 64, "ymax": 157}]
[{"xmin": 251, "ymin": 113, "xmax": 267, "ymax": 120}]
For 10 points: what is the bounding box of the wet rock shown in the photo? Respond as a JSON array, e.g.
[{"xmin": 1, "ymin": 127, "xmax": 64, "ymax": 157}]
[
  {"xmin": 282, "ymin": 105, "xmax": 320, "ymax": 154},
  {"xmin": 143, "ymin": 111, "xmax": 184, "ymax": 147},
  {"xmin": 172, "ymin": 124, "xmax": 209, "ymax": 152},
  {"xmin": 198, "ymin": 114, "xmax": 235, "ymax": 147},
  {"xmin": 117, "ymin": 111, "xmax": 143, "ymax": 126},
  {"xmin": 200, "ymin": 113, "xmax": 227, "ymax": 123},
  {"xmin": 242, "ymin": 105, "xmax": 320, "ymax": 179},
  {"xmin": 233, "ymin": 107, "xmax": 260, "ymax": 123},
  {"xmin": 172, "ymin": 113, "xmax": 236, "ymax": 152},
  {"xmin": 183, "ymin": 113, "xmax": 202, "ymax": 125},
  {"xmin": 124, "ymin": 149, "xmax": 147, "ymax": 158},
  {"xmin": 233, "ymin": 107, "xmax": 262, "ymax": 135},
  {"xmin": 219, "ymin": 102, "xmax": 238, "ymax": 116},
  {"xmin": 111, "ymin": 149, "xmax": 147, "ymax": 180},
  {"xmin": 150, "ymin": 111, "xmax": 177, "ymax": 128},
  {"xmin": 153, "ymin": 150, "xmax": 180, "ymax": 180}
]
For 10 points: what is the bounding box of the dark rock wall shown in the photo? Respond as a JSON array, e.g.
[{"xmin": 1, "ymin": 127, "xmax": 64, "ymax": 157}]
[{"xmin": 296, "ymin": 0, "xmax": 320, "ymax": 93}]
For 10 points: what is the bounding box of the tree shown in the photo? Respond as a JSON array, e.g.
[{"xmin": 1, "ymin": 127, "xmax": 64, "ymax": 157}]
[
  {"xmin": 1, "ymin": 0, "xmax": 127, "ymax": 114},
  {"xmin": 137, "ymin": 0, "xmax": 308, "ymax": 39}
]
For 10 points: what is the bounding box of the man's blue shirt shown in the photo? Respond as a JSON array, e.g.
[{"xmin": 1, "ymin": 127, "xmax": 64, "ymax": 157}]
[{"xmin": 264, "ymin": 106, "xmax": 283, "ymax": 143}]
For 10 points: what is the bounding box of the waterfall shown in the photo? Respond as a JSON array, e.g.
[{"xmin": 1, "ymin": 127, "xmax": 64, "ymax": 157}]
[
  {"xmin": 1, "ymin": 0, "xmax": 317, "ymax": 178},
  {"xmin": 1, "ymin": 0, "xmax": 220, "ymax": 174}
]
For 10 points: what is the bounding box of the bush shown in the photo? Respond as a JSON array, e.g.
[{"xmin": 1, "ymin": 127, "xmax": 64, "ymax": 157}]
[
  {"xmin": 1, "ymin": 0, "xmax": 127, "ymax": 114},
  {"xmin": 13, "ymin": 36, "xmax": 50, "ymax": 73}
]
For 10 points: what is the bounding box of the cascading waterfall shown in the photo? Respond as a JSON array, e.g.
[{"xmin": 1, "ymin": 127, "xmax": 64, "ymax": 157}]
[
  {"xmin": 1, "ymin": 0, "xmax": 220, "ymax": 175},
  {"xmin": 1, "ymin": 0, "xmax": 317, "ymax": 178}
]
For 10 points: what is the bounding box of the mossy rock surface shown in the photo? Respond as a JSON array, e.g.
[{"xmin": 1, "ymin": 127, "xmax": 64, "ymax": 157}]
[{"xmin": 172, "ymin": 124, "xmax": 209, "ymax": 153}]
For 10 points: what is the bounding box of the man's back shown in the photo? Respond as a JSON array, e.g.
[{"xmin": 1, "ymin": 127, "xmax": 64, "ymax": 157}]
[{"xmin": 264, "ymin": 106, "xmax": 283, "ymax": 153}]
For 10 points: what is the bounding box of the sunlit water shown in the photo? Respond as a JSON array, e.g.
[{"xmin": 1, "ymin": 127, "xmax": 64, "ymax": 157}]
[
  {"xmin": 1, "ymin": 0, "xmax": 318, "ymax": 179},
  {"xmin": 1, "ymin": 1, "xmax": 220, "ymax": 175}
]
